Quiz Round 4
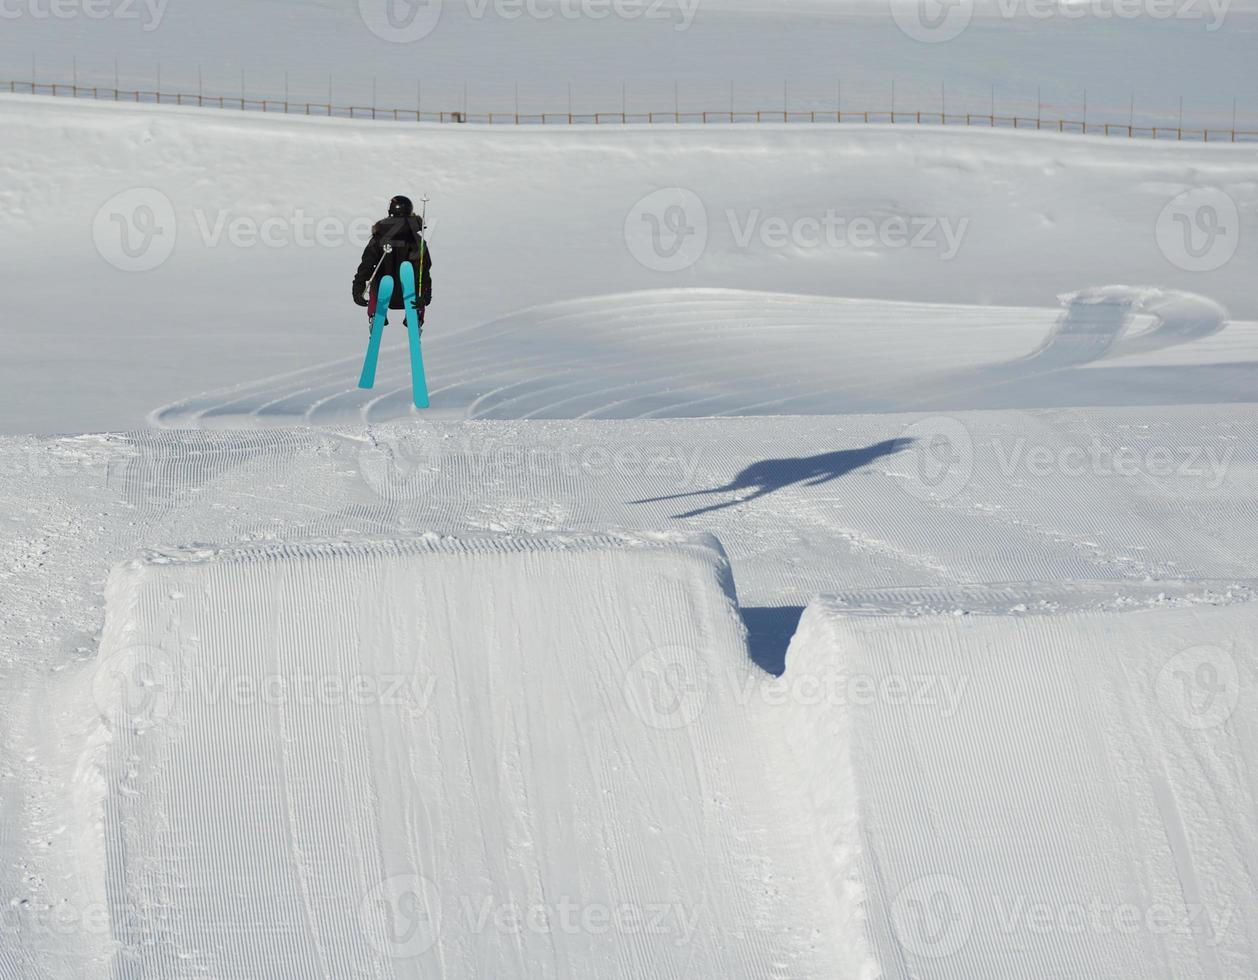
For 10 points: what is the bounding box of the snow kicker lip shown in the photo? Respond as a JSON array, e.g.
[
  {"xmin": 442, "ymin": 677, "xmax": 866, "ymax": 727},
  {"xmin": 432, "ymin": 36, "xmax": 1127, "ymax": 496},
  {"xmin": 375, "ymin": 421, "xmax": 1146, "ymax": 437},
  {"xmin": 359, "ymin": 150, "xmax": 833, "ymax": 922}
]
[
  {"xmin": 92, "ymin": 529, "xmax": 859, "ymax": 977},
  {"xmin": 130, "ymin": 528, "xmax": 731, "ymax": 567}
]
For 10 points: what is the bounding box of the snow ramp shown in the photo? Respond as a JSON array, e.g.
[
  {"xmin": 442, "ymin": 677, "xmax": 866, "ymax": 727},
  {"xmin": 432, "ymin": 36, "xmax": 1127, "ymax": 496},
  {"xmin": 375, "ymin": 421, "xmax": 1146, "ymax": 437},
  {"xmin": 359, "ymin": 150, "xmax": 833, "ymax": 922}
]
[
  {"xmin": 781, "ymin": 597, "xmax": 1258, "ymax": 979},
  {"xmin": 93, "ymin": 533, "xmax": 853, "ymax": 979}
]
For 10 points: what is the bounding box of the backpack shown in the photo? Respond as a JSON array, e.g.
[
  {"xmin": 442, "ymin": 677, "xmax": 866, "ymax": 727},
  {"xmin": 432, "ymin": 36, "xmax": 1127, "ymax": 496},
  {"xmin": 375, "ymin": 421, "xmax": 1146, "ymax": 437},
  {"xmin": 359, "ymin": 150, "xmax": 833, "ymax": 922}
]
[{"xmin": 374, "ymin": 216, "xmax": 426, "ymax": 265}]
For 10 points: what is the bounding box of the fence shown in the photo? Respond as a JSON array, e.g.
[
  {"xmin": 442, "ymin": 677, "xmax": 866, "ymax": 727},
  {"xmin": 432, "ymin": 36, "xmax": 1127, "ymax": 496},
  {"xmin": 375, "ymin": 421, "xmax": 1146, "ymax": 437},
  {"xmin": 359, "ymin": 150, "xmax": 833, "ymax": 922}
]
[{"xmin": 6, "ymin": 80, "xmax": 1255, "ymax": 143}]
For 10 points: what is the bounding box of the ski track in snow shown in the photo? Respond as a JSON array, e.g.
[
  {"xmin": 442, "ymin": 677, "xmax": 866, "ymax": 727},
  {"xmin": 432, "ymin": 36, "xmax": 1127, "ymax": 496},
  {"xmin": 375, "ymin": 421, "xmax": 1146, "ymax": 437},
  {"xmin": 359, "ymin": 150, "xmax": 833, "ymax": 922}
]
[{"xmin": 147, "ymin": 286, "xmax": 1241, "ymax": 430}]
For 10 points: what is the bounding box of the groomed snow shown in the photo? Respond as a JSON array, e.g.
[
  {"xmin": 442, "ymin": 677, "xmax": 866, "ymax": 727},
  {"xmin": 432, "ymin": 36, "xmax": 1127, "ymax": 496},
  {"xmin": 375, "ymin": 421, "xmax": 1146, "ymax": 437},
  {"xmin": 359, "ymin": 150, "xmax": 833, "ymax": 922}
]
[
  {"xmin": 2, "ymin": 96, "xmax": 1256, "ymax": 432},
  {"xmin": 4, "ymin": 417, "xmax": 1255, "ymax": 976},
  {"xmin": 87, "ymin": 533, "xmax": 858, "ymax": 978},
  {"xmin": 782, "ymin": 596, "xmax": 1258, "ymax": 978},
  {"xmin": 2, "ymin": 74, "xmax": 1257, "ymax": 978}
]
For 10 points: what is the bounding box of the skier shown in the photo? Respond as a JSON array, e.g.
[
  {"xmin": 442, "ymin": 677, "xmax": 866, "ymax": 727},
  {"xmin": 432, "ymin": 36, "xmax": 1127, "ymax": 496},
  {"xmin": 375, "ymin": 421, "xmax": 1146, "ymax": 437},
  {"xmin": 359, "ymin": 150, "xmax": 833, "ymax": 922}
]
[{"xmin": 352, "ymin": 195, "xmax": 433, "ymax": 334}]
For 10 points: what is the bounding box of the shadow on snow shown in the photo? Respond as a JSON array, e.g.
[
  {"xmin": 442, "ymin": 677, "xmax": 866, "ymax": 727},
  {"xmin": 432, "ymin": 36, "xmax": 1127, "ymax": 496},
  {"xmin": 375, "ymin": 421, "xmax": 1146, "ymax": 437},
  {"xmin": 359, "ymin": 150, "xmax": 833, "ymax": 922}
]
[{"xmin": 631, "ymin": 437, "xmax": 914, "ymax": 519}]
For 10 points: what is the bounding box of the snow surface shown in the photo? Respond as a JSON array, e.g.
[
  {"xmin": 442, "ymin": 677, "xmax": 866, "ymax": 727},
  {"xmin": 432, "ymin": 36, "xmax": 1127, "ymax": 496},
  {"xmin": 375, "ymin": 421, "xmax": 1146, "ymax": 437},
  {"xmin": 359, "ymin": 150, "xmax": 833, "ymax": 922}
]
[
  {"xmin": 90, "ymin": 533, "xmax": 856, "ymax": 978},
  {"xmin": 1, "ymin": 45, "xmax": 1257, "ymax": 978},
  {"xmin": 783, "ymin": 596, "xmax": 1258, "ymax": 978},
  {"xmin": 2, "ymin": 96, "xmax": 1256, "ymax": 433},
  {"xmin": 3, "ymin": 413, "xmax": 1256, "ymax": 976}
]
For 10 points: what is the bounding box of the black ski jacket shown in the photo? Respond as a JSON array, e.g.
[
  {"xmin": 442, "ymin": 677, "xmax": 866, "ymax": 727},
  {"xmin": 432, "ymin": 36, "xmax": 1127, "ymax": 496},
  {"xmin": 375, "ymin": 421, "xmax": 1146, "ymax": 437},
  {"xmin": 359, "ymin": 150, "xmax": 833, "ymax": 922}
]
[{"xmin": 352, "ymin": 215, "xmax": 434, "ymax": 309}]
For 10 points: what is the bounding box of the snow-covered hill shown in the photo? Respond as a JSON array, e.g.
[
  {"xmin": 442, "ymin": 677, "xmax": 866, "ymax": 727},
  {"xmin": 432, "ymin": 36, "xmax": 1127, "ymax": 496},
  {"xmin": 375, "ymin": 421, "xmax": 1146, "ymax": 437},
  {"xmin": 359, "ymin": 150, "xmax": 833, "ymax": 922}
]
[
  {"xmin": 3, "ymin": 413, "xmax": 1256, "ymax": 976},
  {"xmin": 1, "ymin": 96, "xmax": 1255, "ymax": 432},
  {"xmin": 1, "ymin": 42, "xmax": 1256, "ymax": 978}
]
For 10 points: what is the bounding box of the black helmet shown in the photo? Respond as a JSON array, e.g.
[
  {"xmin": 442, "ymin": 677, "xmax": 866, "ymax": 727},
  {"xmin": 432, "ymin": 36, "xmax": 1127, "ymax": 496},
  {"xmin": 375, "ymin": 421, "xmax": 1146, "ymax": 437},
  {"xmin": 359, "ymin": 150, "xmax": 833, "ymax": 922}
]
[{"xmin": 388, "ymin": 195, "xmax": 414, "ymax": 218}]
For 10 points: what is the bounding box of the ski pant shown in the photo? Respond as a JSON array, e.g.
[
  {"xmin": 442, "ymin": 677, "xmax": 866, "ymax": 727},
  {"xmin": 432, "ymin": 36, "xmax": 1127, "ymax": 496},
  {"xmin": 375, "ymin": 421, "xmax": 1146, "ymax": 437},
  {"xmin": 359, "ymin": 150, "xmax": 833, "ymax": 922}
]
[{"xmin": 369, "ymin": 261, "xmax": 425, "ymax": 323}]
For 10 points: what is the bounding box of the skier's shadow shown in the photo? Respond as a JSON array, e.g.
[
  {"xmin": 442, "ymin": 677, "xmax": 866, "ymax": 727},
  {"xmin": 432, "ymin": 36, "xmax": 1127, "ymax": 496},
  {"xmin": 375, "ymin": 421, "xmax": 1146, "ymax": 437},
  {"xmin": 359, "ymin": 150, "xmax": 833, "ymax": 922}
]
[{"xmin": 632, "ymin": 438, "xmax": 914, "ymax": 519}]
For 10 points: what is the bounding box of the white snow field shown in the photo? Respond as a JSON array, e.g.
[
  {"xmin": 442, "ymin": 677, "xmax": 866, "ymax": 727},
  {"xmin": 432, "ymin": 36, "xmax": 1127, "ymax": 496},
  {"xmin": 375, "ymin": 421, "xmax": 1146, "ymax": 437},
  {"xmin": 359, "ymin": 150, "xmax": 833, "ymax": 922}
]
[
  {"xmin": 783, "ymin": 597, "xmax": 1258, "ymax": 979},
  {"xmin": 2, "ymin": 95, "xmax": 1257, "ymax": 432},
  {"xmin": 149, "ymin": 284, "xmax": 1253, "ymax": 426},
  {"xmin": 90, "ymin": 533, "xmax": 851, "ymax": 979},
  {"xmin": 2, "ymin": 411, "xmax": 1256, "ymax": 976},
  {"xmin": 1, "ymin": 25, "xmax": 1257, "ymax": 977}
]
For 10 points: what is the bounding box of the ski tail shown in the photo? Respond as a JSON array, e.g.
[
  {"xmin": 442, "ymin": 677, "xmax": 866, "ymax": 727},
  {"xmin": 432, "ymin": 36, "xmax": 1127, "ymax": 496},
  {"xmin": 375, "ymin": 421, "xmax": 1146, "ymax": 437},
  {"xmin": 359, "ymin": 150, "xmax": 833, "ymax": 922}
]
[
  {"xmin": 399, "ymin": 260, "xmax": 430, "ymax": 409},
  {"xmin": 358, "ymin": 274, "xmax": 395, "ymax": 390}
]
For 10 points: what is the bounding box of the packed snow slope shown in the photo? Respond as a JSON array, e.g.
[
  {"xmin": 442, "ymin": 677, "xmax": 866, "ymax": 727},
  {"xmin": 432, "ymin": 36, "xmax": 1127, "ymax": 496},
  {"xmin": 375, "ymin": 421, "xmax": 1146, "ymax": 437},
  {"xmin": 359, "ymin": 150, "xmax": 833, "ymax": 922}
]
[
  {"xmin": 783, "ymin": 597, "xmax": 1258, "ymax": 979},
  {"xmin": 150, "ymin": 285, "xmax": 1256, "ymax": 426},
  {"xmin": 90, "ymin": 533, "xmax": 852, "ymax": 979},
  {"xmin": 2, "ymin": 41, "xmax": 1258, "ymax": 980},
  {"xmin": 3, "ymin": 411, "xmax": 1257, "ymax": 976},
  {"xmin": 1, "ymin": 96, "xmax": 1256, "ymax": 432}
]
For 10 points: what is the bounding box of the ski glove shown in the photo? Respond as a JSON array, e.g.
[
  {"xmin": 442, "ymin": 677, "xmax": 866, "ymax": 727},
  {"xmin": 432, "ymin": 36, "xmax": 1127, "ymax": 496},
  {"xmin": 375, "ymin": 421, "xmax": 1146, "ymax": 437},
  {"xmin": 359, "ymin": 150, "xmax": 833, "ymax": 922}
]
[{"xmin": 353, "ymin": 284, "xmax": 370, "ymax": 307}]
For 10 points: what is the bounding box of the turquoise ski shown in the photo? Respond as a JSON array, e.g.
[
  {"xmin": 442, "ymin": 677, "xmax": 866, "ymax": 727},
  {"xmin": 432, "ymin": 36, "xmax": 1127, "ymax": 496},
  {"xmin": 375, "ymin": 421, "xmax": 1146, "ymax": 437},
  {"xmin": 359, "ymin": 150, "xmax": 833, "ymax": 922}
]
[
  {"xmin": 399, "ymin": 260, "xmax": 430, "ymax": 409},
  {"xmin": 358, "ymin": 274, "xmax": 395, "ymax": 390}
]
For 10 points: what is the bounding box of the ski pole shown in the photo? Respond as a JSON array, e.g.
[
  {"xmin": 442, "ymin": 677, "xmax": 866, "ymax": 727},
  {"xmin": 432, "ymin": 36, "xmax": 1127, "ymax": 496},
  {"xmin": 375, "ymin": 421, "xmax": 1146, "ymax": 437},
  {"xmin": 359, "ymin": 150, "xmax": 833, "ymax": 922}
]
[
  {"xmin": 418, "ymin": 195, "xmax": 429, "ymax": 307},
  {"xmin": 363, "ymin": 245, "xmax": 392, "ymax": 305}
]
